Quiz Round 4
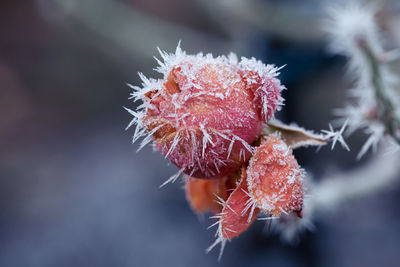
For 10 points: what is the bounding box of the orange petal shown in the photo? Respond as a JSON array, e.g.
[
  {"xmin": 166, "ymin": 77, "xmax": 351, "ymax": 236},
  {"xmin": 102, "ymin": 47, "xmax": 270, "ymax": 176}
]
[{"xmin": 185, "ymin": 176, "xmax": 227, "ymax": 214}]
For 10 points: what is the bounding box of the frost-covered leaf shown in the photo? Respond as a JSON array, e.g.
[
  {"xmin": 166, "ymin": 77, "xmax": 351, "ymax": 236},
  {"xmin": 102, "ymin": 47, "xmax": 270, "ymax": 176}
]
[{"xmin": 262, "ymin": 119, "xmax": 326, "ymax": 149}]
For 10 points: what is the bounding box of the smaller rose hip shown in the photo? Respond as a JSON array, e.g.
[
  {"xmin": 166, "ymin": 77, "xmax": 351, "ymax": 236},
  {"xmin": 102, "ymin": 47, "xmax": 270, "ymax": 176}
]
[{"xmin": 247, "ymin": 135, "xmax": 304, "ymax": 216}]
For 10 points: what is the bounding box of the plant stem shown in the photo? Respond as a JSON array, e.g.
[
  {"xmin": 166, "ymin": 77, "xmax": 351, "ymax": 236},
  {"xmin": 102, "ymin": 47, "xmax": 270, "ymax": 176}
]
[{"xmin": 358, "ymin": 40, "xmax": 400, "ymax": 143}]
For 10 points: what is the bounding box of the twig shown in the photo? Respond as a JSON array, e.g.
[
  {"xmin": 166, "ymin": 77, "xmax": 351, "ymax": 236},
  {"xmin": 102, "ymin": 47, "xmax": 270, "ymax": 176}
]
[{"xmin": 358, "ymin": 39, "xmax": 400, "ymax": 144}]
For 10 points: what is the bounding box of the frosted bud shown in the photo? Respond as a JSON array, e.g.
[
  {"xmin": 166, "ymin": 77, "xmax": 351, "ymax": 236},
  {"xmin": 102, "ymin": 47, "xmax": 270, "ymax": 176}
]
[{"xmin": 129, "ymin": 44, "xmax": 284, "ymax": 178}]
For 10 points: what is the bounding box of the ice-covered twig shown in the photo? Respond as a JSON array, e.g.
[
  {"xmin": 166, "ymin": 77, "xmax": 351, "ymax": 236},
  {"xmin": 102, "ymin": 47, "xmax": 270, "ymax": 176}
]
[
  {"xmin": 263, "ymin": 119, "xmax": 349, "ymax": 151},
  {"xmin": 326, "ymin": 1, "xmax": 400, "ymax": 157},
  {"xmin": 357, "ymin": 38, "xmax": 400, "ymax": 144}
]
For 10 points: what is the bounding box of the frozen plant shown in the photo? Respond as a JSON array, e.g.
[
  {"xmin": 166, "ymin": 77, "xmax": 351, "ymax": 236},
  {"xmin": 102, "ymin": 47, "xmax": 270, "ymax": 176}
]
[
  {"xmin": 125, "ymin": 43, "xmax": 348, "ymax": 260},
  {"xmin": 326, "ymin": 1, "xmax": 400, "ymax": 158},
  {"xmin": 127, "ymin": 44, "xmax": 283, "ymax": 180}
]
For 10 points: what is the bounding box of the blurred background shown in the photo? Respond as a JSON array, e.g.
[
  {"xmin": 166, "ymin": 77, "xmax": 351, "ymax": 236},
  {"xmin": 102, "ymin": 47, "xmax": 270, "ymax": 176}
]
[{"xmin": 1, "ymin": 0, "xmax": 400, "ymax": 266}]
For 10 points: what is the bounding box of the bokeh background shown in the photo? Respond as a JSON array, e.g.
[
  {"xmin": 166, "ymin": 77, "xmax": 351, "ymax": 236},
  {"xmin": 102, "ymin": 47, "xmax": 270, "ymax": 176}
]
[{"xmin": 1, "ymin": 0, "xmax": 400, "ymax": 266}]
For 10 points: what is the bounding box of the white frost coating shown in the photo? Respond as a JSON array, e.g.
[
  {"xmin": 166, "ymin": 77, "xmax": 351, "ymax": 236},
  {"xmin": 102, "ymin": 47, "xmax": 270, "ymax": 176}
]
[
  {"xmin": 272, "ymin": 143, "xmax": 287, "ymax": 152},
  {"xmin": 286, "ymin": 168, "xmax": 300, "ymax": 185},
  {"xmin": 240, "ymin": 188, "xmax": 258, "ymax": 223},
  {"xmin": 239, "ymin": 57, "xmax": 286, "ymax": 117},
  {"xmin": 206, "ymin": 204, "xmax": 228, "ymax": 261}
]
